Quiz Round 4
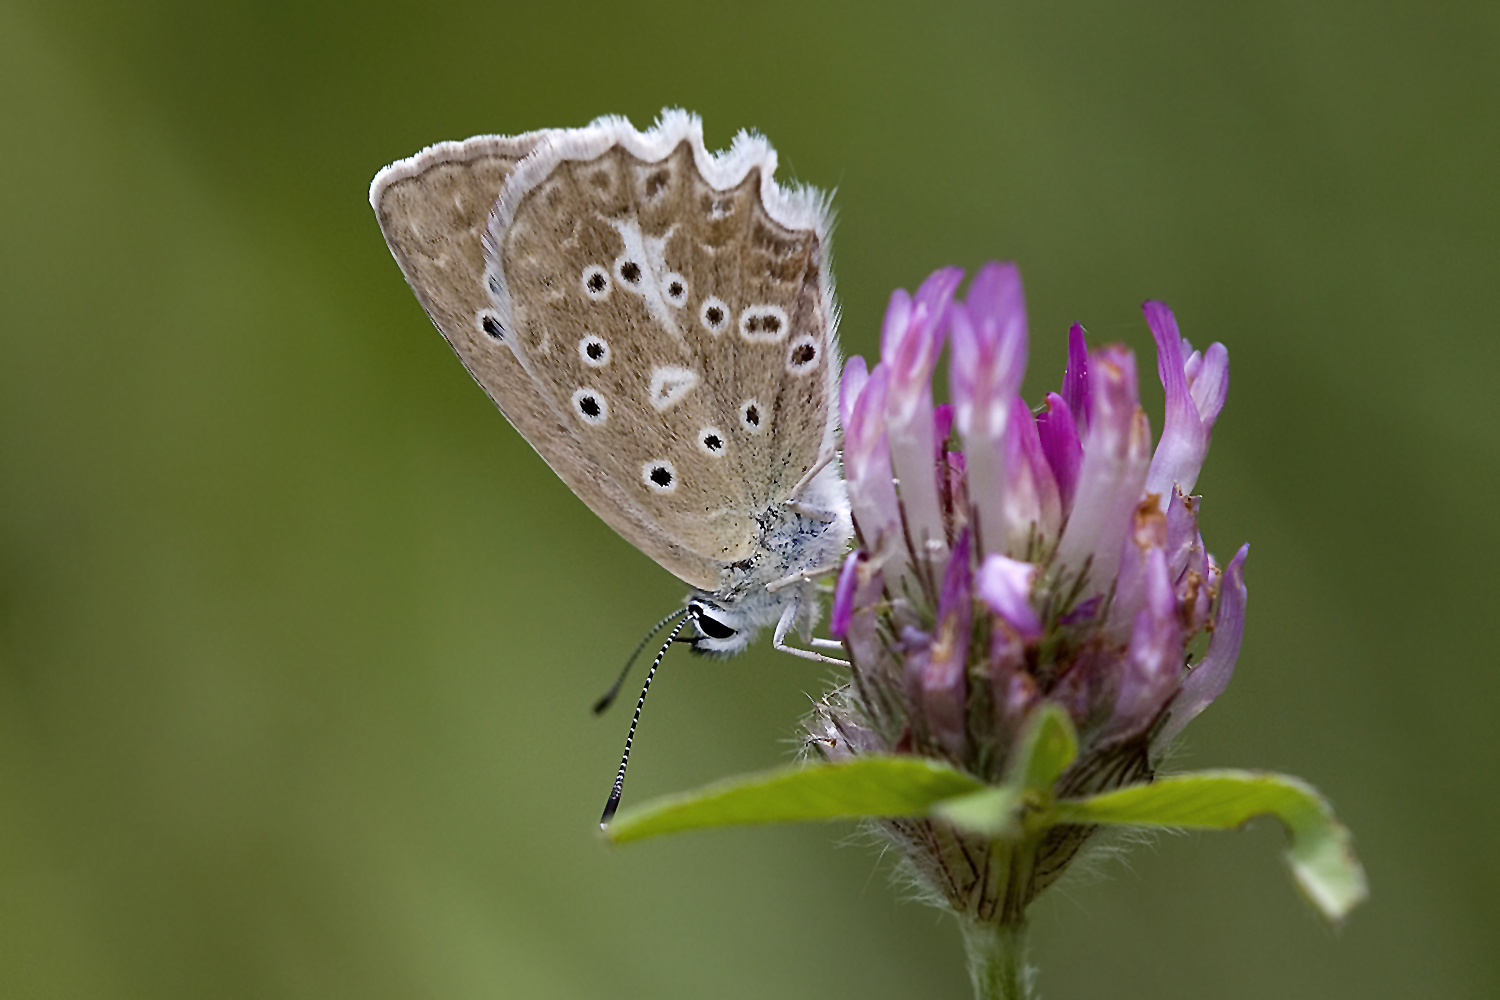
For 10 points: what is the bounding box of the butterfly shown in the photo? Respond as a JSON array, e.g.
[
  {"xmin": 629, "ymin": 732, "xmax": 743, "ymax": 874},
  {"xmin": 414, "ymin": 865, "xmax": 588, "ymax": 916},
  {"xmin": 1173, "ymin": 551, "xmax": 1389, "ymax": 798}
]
[{"xmin": 369, "ymin": 111, "xmax": 852, "ymax": 821}]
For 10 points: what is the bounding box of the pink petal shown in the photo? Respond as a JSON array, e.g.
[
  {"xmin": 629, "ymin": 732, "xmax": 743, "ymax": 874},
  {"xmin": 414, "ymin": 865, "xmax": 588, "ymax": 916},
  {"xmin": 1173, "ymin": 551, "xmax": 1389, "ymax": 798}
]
[
  {"xmin": 1036, "ymin": 392, "xmax": 1083, "ymax": 516},
  {"xmin": 1155, "ymin": 544, "xmax": 1249, "ymax": 746},
  {"xmin": 977, "ymin": 553, "xmax": 1042, "ymax": 639},
  {"xmin": 1054, "ymin": 345, "xmax": 1152, "ymax": 598}
]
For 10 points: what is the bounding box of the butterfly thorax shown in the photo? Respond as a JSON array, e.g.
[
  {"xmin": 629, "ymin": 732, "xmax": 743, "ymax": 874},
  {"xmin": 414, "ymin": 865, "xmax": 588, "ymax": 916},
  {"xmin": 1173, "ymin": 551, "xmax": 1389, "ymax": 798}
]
[{"xmin": 686, "ymin": 463, "xmax": 851, "ymax": 656}]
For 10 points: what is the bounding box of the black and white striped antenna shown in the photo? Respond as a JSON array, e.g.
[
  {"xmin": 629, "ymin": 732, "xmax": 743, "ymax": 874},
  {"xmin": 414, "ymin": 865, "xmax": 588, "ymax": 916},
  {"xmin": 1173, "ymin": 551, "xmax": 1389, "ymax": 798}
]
[
  {"xmin": 598, "ymin": 610, "xmax": 693, "ymax": 829},
  {"xmin": 592, "ymin": 608, "xmax": 687, "ymax": 715}
]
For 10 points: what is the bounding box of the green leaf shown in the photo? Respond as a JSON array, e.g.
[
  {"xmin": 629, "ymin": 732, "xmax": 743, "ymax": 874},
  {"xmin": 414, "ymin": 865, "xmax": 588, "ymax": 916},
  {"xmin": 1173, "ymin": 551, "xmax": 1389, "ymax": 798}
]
[
  {"xmin": 604, "ymin": 755, "xmax": 984, "ymax": 845},
  {"xmin": 933, "ymin": 784, "xmax": 1025, "ymax": 838},
  {"xmin": 1051, "ymin": 770, "xmax": 1369, "ymax": 923},
  {"xmin": 1007, "ymin": 703, "xmax": 1078, "ymax": 793},
  {"xmin": 935, "ymin": 705, "xmax": 1079, "ymax": 838}
]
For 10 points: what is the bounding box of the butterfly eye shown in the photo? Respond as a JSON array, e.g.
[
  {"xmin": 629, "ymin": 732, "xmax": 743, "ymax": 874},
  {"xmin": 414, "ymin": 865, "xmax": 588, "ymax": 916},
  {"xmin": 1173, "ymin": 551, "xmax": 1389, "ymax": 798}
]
[{"xmin": 693, "ymin": 611, "xmax": 736, "ymax": 641}]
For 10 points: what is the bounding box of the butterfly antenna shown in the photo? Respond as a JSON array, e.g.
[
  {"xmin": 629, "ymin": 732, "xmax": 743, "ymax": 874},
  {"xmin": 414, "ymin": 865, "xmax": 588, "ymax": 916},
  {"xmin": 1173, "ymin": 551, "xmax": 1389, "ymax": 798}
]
[
  {"xmin": 592, "ymin": 608, "xmax": 688, "ymax": 715},
  {"xmin": 600, "ymin": 612, "xmax": 694, "ymax": 829}
]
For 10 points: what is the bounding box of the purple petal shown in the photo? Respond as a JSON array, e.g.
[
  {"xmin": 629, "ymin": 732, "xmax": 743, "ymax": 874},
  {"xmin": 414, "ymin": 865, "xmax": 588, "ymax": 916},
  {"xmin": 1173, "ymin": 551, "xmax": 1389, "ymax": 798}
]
[
  {"xmin": 1106, "ymin": 498, "xmax": 1169, "ymax": 641},
  {"xmin": 1112, "ymin": 548, "xmax": 1183, "ymax": 738},
  {"xmin": 1144, "ymin": 301, "xmax": 1219, "ymax": 504},
  {"xmin": 1182, "ymin": 339, "xmax": 1202, "ymax": 381},
  {"xmin": 1053, "ymin": 345, "xmax": 1152, "ymax": 597},
  {"xmin": 1163, "ymin": 490, "xmax": 1213, "ymax": 635},
  {"xmin": 1144, "ymin": 539, "xmax": 1177, "ymax": 621},
  {"xmin": 922, "ymin": 530, "xmax": 973, "ymax": 755},
  {"xmin": 842, "ymin": 364, "xmax": 905, "ymax": 569},
  {"xmin": 949, "ymin": 265, "xmax": 1029, "ymax": 423},
  {"xmin": 950, "ymin": 263, "xmax": 1031, "ymax": 557},
  {"xmin": 987, "ymin": 603, "xmax": 1030, "ymax": 737},
  {"xmin": 884, "ymin": 268, "xmax": 963, "ymax": 378},
  {"xmin": 915, "ymin": 267, "xmax": 967, "ymax": 332},
  {"xmin": 1061, "ymin": 323, "xmax": 1091, "ymax": 432},
  {"xmin": 933, "ymin": 403, "xmax": 954, "ymax": 451},
  {"xmin": 841, "ymin": 554, "xmax": 894, "ymax": 707},
  {"xmin": 1164, "ymin": 488, "xmax": 1201, "ymax": 582},
  {"xmin": 885, "ymin": 268, "xmax": 964, "ymax": 582},
  {"xmin": 977, "ymin": 553, "xmax": 1042, "ymax": 639},
  {"xmin": 829, "ymin": 550, "xmax": 863, "ymax": 639},
  {"xmin": 839, "ymin": 355, "xmax": 869, "ymax": 432},
  {"xmin": 1036, "ymin": 392, "xmax": 1083, "ymax": 516},
  {"xmin": 1050, "ymin": 646, "xmax": 1110, "ymax": 733},
  {"xmin": 842, "ymin": 356, "xmax": 880, "ymax": 447},
  {"xmin": 1058, "ymin": 594, "xmax": 1102, "ymax": 626},
  {"xmin": 949, "ymin": 303, "xmax": 977, "ymax": 421},
  {"xmin": 938, "ymin": 528, "xmax": 975, "ymax": 619},
  {"xmin": 966, "ymin": 263, "xmax": 1030, "ymax": 384},
  {"xmin": 1179, "ymin": 549, "xmax": 1214, "ymax": 638},
  {"xmin": 945, "ymin": 450, "xmax": 968, "ymax": 524},
  {"xmin": 949, "ymin": 301, "xmax": 1006, "ymax": 555},
  {"xmin": 879, "ymin": 288, "xmax": 912, "ymax": 361},
  {"xmin": 1002, "ymin": 395, "xmax": 1062, "ymax": 551},
  {"xmin": 1192, "ymin": 341, "xmax": 1230, "ymax": 428},
  {"xmin": 1155, "ymin": 543, "xmax": 1249, "ymax": 746},
  {"xmin": 997, "ymin": 671, "xmax": 1039, "ymax": 736}
]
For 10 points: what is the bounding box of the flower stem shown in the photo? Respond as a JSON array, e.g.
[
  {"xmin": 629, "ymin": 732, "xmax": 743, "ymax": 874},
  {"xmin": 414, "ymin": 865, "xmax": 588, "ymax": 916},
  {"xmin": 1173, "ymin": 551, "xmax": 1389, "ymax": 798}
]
[{"xmin": 960, "ymin": 919, "xmax": 1034, "ymax": 1000}]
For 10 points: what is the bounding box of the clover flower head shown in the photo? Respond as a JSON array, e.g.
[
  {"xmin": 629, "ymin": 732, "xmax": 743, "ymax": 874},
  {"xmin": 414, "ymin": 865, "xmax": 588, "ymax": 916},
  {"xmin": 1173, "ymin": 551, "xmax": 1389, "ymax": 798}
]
[{"xmin": 814, "ymin": 262, "xmax": 1247, "ymax": 923}]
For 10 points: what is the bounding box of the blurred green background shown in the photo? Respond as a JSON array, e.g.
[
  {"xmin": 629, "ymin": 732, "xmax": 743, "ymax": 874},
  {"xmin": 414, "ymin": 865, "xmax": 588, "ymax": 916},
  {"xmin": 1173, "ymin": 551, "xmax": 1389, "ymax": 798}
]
[{"xmin": 2, "ymin": 1, "xmax": 1496, "ymax": 997}]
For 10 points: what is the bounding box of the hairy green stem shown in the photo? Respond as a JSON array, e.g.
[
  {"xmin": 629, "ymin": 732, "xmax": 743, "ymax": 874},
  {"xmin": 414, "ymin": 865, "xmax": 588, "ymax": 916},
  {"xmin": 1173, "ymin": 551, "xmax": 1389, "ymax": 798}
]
[{"xmin": 960, "ymin": 920, "xmax": 1034, "ymax": 1000}]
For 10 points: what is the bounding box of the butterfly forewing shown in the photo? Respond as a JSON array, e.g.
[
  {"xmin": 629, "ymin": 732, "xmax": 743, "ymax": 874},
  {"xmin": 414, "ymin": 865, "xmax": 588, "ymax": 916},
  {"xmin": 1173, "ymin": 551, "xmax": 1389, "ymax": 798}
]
[
  {"xmin": 370, "ymin": 134, "xmax": 721, "ymax": 589},
  {"xmin": 491, "ymin": 116, "xmax": 837, "ymax": 586}
]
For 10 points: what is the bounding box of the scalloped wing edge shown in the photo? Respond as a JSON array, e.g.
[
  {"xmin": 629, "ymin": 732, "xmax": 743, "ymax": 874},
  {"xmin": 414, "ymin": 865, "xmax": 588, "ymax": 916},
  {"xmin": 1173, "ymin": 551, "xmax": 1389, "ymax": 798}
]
[{"xmin": 483, "ymin": 109, "xmax": 843, "ymax": 478}]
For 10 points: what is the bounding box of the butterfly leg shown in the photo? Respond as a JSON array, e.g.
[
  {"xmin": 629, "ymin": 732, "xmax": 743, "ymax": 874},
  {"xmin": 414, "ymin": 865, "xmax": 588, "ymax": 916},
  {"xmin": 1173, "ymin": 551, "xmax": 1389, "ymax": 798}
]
[
  {"xmin": 765, "ymin": 563, "xmax": 844, "ymax": 593},
  {"xmin": 772, "ymin": 633, "xmax": 849, "ymax": 666},
  {"xmin": 784, "ymin": 500, "xmax": 838, "ymax": 522},
  {"xmin": 789, "ymin": 451, "xmax": 838, "ymax": 498},
  {"xmin": 772, "ymin": 600, "xmax": 849, "ymax": 666}
]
